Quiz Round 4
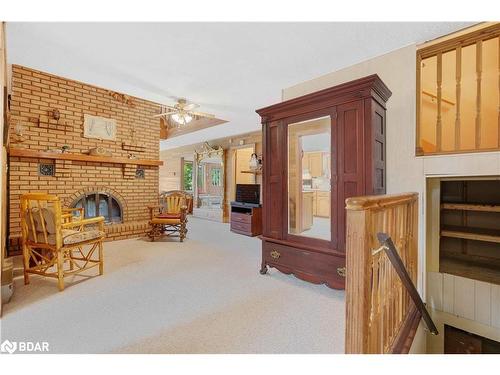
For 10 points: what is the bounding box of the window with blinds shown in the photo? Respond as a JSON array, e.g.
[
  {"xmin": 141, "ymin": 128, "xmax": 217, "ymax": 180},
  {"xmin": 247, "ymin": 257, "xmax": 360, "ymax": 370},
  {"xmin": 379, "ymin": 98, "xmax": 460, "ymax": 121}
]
[{"xmin": 417, "ymin": 24, "xmax": 500, "ymax": 155}]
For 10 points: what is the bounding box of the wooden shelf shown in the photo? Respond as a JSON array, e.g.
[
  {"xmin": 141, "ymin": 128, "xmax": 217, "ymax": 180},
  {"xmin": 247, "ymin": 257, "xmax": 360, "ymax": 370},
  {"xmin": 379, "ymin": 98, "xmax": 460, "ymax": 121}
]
[
  {"xmin": 441, "ymin": 225, "xmax": 500, "ymax": 244},
  {"xmin": 441, "ymin": 203, "xmax": 500, "ymax": 213},
  {"xmin": 440, "ymin": 255, "xmax": 500, "ymax": 286},
  {"xmin": 8, "ymin": 148, "xmax": 163, "ymax": 166},
  {"xmin": 241, "ymin": 170, "xmax": 262, "ymax": 175}
]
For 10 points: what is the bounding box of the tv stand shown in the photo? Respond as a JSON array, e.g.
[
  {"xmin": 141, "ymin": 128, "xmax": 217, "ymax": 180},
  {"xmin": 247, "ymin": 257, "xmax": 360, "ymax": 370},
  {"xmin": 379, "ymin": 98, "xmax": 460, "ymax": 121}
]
[{"xmin": 230, "ymin": 201, "xmax": 262, "ymax": 237}]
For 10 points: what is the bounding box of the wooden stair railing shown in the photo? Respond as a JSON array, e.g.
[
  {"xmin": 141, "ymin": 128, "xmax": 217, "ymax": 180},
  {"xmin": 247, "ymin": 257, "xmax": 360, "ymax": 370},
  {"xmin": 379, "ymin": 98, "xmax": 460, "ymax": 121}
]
[
  {"xmin": 376, "ymin": 233, "xmax": 438, "ymax": 339},
  {"xmin": 345, "ymin": 193, "xmax": 438, "ymax": 354}
]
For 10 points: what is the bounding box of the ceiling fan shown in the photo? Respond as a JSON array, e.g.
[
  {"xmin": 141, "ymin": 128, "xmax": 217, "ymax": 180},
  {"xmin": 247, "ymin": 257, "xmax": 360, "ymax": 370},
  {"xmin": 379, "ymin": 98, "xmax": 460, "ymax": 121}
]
[{"xmin": 154, "ymin": 98, "xmax": 215, "ymax": 126}]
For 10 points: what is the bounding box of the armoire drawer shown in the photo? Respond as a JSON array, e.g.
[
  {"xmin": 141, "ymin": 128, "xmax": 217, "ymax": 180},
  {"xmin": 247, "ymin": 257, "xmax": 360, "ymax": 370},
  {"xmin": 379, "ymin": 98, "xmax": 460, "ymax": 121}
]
[
  {"xmin": 263, "ymin": 241, "xmax": 305, "ymax": 266},
  {"xmin": 262, "ymin": 240, "xmax": 345, "ymax": 289}
]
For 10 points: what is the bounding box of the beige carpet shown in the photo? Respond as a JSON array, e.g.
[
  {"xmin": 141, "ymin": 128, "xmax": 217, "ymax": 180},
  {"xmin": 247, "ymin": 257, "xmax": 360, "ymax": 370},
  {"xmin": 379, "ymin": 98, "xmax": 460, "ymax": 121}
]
[{"xmin": 0, "ymin": 217, "xmax": 345, "ymax": 353}]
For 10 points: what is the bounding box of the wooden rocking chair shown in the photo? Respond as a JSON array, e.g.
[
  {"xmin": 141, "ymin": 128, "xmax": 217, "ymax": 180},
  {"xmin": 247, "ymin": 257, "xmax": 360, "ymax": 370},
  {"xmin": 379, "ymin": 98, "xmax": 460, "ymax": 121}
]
[
  {"xmin": 20, "ymin": 193, "xmax": 105, "ymax": 291},
  {"xmin": 147, "ymin": 192, "xmax": 188, "ymax": 242}
]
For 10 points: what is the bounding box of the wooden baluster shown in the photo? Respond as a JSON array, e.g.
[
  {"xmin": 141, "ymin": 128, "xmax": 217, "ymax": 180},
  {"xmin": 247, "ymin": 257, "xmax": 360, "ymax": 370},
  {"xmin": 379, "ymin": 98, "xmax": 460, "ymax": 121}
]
[
  {"xmin": 498, "ymin": 37, "xmax": 500, "ymax": 148},
  {"xmin": 369, "ymin": 257, "xmax": 377, "ymax": 353},
  {"xmin": 436, "ymin": 52, "xmax": 443, "ymax": 152},
  {"xmin": 475, "ymin": 40, "xmax": 483, "ymax": 148},
  {"xmin": 455, "ymin": 45, "xmax": 462, "ymax": 150},
  {"xmin": 381, "ymin": 256, "xmax": 387, "ymax": 352},
  {"xmin": 346, "ymin": 193, "xmax": 420, "ymax": 353},
  {"xmin": 416, "ymin": 54, "xmax": 423, "ymax": 154}
]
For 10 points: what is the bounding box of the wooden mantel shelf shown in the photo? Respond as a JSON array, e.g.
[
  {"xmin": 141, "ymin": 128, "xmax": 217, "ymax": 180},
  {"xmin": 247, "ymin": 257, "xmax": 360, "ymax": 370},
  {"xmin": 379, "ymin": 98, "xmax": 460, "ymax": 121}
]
[{"xmin": 8, "ymin": 148, "xmax": 163, "ymax": 166}]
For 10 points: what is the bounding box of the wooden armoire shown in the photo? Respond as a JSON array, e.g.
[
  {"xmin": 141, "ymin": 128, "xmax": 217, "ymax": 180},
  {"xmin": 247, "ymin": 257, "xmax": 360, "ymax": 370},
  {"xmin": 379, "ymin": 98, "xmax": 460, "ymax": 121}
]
[{"xmin": 256, "ymin": 75, "xmax": 391, "ymax": 289}]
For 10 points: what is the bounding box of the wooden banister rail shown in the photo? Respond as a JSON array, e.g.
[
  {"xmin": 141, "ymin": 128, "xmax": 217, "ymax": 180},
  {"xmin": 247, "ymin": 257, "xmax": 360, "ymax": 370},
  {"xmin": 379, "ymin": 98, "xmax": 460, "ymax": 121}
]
[{"xmin": 345, "ymin": 192, "xmax": 425, "ymax": 353}]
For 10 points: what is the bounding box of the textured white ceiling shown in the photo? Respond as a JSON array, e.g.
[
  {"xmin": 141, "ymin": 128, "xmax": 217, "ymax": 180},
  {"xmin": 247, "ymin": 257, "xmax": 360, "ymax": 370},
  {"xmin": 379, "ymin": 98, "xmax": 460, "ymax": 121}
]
[{"xmin": 6, "ymin": 22, "xmax": 474, "ymax": 150}]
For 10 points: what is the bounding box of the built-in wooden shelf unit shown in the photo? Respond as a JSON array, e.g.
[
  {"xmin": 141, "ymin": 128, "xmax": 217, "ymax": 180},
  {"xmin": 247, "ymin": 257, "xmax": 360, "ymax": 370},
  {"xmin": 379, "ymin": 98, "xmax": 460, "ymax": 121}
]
[{"xmin": 440, "ymin": 178, "xmax": 500, "ymax": 284}]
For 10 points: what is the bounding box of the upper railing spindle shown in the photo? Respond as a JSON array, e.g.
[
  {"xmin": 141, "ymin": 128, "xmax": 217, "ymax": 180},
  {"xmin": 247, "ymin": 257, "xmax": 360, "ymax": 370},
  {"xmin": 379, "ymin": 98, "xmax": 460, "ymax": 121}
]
[
  {"xmin": 436, "ymin": 52, "xmax": 443, "ymax": 152},
  {"xmin": 475, "ymin": 40, "xmax": 483, "ymax": 148},
  {"xmin": 455, "ymin": 45, "xmax": 462, "ymax": 150}
]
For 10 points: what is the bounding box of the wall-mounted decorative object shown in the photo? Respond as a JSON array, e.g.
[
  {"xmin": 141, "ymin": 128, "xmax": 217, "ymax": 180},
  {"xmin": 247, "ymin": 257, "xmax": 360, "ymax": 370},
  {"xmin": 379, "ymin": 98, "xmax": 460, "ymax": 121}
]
[
  {"xmin": 88, "ymin": 147, "xmax": 112, "ymax": 157},
  {"xmin": 38, "ymin": 163, "xmax": 55, "ymax": 177},
  {"xmin": 249, "ymin": 153, "xmax": 259, "ymax": 171},
  {"xmin": 249, "ymin": 153, "xmax": 263, "ymax": 171},
  {"xmin": 135, "ymin": 168, "xmax": 145, "ymax": 179},
  {"xmin": 11, "ymin": 121, "xmax": 26, "ymax": 143},
  {"xmin": 49, "ymin": 108, "xmax": 61, "ymax": 120},
  {"xmin": 37, "ymin": 108, "xmax": 69, "ymax": 131},
  {"xmin": 107, "ymin": 90, "xmax": 135, "ymax": 107},
  {"xmin": 83, "ymin": 114, "xmax": 117, "ymax": 141},
  {"xmin": 194, "ymin": 142, "xmax": 224, "ymax": 162}
]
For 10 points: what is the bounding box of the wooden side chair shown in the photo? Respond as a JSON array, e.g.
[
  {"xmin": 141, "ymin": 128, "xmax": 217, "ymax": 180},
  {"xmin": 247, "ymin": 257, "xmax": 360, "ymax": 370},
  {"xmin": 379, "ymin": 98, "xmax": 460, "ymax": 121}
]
[
  {"xmin": 20, "ymin": 193, "xmax": 105, "ymax": 291},
  {"xmin": 148, "ymin": 192, "xmax": 188, "ymax": 242}
]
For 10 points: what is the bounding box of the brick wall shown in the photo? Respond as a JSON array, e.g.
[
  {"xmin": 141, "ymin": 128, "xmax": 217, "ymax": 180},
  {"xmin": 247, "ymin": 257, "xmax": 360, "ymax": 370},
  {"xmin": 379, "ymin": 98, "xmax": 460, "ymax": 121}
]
[{"xmin": 8, "ymin": 65, "xmax": 161, "ymax": 246}]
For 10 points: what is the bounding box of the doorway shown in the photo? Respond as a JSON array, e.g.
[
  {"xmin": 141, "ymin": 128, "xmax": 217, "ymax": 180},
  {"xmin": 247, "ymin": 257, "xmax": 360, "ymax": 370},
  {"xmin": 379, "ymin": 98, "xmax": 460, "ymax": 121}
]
[{"xmin": 232, "ymin": 146, "xmax": 256, "ymax": 200}]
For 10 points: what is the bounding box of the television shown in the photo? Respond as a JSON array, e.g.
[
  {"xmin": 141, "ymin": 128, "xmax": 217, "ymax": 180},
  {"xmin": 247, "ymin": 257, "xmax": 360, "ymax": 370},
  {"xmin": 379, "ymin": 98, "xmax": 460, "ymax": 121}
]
[{"xmin": 235, "ymin": 184, "xmax": 260, "ymax": 205}]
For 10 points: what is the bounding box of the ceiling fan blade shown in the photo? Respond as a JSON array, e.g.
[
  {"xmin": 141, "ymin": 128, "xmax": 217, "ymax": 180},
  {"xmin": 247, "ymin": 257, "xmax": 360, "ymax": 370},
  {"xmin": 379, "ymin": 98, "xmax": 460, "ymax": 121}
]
[
  {"xmin": 153, "ymin": 110, "xmax": 178, "ymax": 118},
  {"xmin": 189, "ymin": 110, "xmax": 215, "ymax": 118}
]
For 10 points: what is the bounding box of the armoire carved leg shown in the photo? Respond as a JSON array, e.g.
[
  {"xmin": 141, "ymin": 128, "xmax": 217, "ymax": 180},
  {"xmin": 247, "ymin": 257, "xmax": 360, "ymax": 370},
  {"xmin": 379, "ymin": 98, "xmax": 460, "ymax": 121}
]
[{"xmin": 260, "ymin": 262, "xmax": 268, "ymax": 275}]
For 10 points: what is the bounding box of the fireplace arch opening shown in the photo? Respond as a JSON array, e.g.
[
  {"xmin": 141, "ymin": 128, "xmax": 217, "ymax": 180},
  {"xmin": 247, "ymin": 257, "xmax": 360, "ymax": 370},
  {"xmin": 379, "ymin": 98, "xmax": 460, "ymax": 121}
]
[{"xmin": 71, "ymin": 192, "xmax": 123, "ymax": 224}]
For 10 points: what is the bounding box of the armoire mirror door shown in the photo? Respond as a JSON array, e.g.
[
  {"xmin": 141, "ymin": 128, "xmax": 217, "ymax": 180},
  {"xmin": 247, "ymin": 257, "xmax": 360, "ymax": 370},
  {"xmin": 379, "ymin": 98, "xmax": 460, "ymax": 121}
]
[{"xmin": 286, "ymin": 109, "xmax": 337, "ymax": 248}]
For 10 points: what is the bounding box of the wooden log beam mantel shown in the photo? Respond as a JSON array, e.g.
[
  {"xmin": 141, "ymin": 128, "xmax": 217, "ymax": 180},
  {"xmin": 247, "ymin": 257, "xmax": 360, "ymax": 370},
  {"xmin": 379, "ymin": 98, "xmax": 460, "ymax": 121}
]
[{"xmin": 8, "ymin": 148, "xmax": 163, "ymax": 166}]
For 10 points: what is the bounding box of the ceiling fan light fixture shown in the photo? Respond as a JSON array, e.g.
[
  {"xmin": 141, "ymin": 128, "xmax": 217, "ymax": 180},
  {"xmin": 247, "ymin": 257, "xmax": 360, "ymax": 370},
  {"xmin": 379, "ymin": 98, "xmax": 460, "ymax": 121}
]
[{"xmin": 171, "ymin": 113, "xmax": 193, "ymax": 125}]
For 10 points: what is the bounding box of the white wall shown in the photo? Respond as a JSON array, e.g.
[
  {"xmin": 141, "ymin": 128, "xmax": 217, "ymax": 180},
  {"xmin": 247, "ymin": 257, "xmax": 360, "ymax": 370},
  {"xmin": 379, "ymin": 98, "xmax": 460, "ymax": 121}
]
[
  {"xmin": 282, "ymin": 44, "xmax": 500, "ymax": 353},
  {"xmin": 284, "ymin": 44, "xmax": 423, "ymax": 194}
]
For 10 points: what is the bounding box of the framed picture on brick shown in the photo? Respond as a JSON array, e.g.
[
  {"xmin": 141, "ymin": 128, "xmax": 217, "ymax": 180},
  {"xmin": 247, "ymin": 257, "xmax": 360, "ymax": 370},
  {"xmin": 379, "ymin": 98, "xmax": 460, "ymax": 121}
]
[{"xmin": 83, "ymin": 114, "xmax": 117, "ymax": 141}]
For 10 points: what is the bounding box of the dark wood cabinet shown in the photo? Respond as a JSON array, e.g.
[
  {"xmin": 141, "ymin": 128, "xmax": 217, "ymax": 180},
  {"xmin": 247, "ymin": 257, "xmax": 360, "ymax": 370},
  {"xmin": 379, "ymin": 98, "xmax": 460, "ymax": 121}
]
[
  {"xmin": 256, "ymin": 75, "xmax": 391, "ymax": 289},
  {"xmin": 444, "ymin": 325, "xmax": 500, "ymax": 354}
]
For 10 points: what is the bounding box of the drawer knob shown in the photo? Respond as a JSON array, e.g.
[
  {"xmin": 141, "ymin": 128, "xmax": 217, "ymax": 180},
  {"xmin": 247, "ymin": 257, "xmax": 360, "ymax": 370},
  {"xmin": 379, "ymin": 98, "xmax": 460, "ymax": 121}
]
[
  {"xmin": 336, "ymin": 267, "xmax": 346, "ymax": 278},
  {"xmin": 270, "ymin": 249, "xmax": 281, "ymax": 259}
]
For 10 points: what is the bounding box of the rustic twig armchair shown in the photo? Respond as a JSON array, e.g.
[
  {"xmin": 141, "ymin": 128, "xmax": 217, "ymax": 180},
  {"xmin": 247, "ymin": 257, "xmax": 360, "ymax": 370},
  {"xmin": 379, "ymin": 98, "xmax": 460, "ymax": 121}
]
[
  {"xmin": 160, "ymin": 190, "xmax": 193, "ymax": 214},
  {"xmin": 20, "ymin": 193, "xmax": 105, "ymax": 291},
  {"xmin": 148, "ymin": 191, "xmax": 188, "ymax": 242}
]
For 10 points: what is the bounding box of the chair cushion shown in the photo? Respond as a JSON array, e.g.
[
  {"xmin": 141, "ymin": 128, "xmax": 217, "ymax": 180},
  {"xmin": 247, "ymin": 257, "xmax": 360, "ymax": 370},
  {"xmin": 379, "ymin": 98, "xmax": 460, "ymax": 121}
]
[
  {"xmin": 63, "ymin": 229, "xmax": 105, "ymax": 245},
  {"xmin": 27, "ymin": 229, "xmax": 105, "ymax": 246},
  {"xmin": 156, "ymin": 213, "xmax": 182, "ymax": 219},
  {"xmin": 24, "ymin": 207, "xmax": 56, "ymax": 234},
  {"xmin": 150, "ymin": 218, "xmax": 181, "ymax": 225}
]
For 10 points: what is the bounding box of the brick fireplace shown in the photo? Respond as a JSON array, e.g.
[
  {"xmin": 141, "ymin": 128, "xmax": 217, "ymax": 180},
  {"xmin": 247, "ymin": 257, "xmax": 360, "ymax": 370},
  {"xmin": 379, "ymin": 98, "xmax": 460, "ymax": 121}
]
[{"xmin": 7, "ymin": 65, "xmax": 163, "ymax": 254}]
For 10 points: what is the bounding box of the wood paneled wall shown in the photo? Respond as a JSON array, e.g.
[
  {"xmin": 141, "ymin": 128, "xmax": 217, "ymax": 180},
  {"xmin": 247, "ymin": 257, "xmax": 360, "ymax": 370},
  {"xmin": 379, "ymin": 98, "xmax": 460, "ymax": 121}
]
[{"xmin": 160, "ymin": 131, "xmax": 262, "ymax": 202}]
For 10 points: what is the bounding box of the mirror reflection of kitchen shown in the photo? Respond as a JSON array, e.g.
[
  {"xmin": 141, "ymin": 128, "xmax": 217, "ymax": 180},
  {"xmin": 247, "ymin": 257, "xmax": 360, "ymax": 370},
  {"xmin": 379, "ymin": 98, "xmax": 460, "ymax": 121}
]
[{"xmin": 288, "ymin": 116, "xmax": 331, "ymax": 241}]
